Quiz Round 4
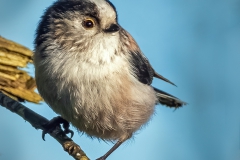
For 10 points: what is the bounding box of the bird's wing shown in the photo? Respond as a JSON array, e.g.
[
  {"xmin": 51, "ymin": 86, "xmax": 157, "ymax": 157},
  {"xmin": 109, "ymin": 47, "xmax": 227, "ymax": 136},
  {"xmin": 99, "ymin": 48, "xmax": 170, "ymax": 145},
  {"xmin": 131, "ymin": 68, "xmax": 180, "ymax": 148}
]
[
  {"xmin": 123, "ymin": 30, "xmax": 185, "ymax": 107},
  {"xmin": 129, "ymin": 53, "xmax": 186, "ymax": 107},
  {"xmin": 153, "ymin": 87, "xmax": 187, "ymax": 107},
  {"xmin": 129, "ymin": 51, "xmax": 154, "ymax": 85},
  {"xmin": 129, "ymin": 51, "xmax": 176, "ymax": 86},
  {"xmin": 123, "ymin": 29, "xmax": 176, "ymax": 86}
]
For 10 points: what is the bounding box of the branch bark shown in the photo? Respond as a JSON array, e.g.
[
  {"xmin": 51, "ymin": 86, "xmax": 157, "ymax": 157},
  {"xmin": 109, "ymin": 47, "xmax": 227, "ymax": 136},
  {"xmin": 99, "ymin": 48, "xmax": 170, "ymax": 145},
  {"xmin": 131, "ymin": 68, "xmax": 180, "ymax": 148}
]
[{"xmin": 0, "ymin": 91, "xmax": 90, "ymax": 160}]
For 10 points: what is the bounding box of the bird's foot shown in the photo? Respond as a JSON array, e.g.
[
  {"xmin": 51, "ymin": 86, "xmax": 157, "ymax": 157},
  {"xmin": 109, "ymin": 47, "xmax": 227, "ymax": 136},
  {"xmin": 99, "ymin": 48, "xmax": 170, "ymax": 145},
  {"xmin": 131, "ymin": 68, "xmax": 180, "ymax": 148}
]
[{"xmin": 42, "ymin": 116, "xmax": 74, "ymax": 140}]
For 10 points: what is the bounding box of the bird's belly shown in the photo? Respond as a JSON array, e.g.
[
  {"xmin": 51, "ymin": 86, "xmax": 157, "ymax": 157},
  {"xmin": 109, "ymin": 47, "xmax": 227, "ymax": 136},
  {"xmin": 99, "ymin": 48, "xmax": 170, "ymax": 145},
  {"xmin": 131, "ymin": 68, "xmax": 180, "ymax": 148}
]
[
  {"xmin": 37, "ymin": 64, "xmax": 156, "ymax": 141},
  {"xmin": 64, "ymin": 80, "xmax": 157, "ymax": 141}
]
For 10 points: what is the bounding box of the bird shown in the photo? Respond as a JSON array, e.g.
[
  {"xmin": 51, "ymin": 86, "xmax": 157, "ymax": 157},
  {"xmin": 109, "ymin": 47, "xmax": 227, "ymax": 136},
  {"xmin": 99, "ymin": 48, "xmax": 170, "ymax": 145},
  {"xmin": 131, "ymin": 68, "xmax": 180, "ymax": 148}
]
[{"xmin": 33, "ymin": 0, "xmax": 186, "ymax": 159}]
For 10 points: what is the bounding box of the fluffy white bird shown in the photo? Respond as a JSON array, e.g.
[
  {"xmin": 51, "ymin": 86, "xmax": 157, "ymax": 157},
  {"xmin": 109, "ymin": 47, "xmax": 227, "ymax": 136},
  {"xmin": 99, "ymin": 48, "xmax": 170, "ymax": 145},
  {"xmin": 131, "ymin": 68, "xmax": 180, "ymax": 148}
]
[{"xmin": 33, "ymin": 0, "xmax": 186, "ymax": 159}]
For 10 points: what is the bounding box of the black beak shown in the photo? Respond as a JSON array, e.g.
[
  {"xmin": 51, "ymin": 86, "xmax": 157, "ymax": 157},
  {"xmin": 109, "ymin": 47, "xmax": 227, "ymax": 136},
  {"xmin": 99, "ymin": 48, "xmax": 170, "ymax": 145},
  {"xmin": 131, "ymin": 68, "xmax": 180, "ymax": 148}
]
[{"xmin": 104, "ymin": 24, "xmax": 120, "ymax": 33}]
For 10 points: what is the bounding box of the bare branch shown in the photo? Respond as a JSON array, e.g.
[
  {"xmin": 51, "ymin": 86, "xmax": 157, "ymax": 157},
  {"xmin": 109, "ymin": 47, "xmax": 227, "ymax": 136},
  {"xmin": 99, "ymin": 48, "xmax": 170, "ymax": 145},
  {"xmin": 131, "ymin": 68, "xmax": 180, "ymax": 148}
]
[{"xmin": 0, "ymin": 91, "xmax": 90, "ymax": 160}]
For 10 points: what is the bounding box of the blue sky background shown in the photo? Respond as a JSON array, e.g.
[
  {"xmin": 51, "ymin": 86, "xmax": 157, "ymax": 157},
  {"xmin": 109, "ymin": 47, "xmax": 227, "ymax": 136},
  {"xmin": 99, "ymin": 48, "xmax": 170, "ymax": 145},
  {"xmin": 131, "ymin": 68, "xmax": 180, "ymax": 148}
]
[{"xmin": 0, "ymin": 0, "xmax": 240, "ymax": 160}]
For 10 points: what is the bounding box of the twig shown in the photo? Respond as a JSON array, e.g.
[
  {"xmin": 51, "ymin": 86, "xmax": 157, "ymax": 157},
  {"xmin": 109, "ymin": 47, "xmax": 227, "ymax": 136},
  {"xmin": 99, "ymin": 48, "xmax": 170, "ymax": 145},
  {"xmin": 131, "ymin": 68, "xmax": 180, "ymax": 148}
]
[{"xmin": 0, "ymin": 91, "xmax": 90, "ymax": 160}]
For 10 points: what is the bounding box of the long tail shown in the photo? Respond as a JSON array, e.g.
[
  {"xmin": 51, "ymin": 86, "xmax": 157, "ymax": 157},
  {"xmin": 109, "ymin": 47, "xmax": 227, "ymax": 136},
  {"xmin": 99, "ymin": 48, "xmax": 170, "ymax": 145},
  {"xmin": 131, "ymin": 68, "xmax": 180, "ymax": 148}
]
[{"xmin": 153, "ymin": 87, "xmax": 187, "ymax": 108}]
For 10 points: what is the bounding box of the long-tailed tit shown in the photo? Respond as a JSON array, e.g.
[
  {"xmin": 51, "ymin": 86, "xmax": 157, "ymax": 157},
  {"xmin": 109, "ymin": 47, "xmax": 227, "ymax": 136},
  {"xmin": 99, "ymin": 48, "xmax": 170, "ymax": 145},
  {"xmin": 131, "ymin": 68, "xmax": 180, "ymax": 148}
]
[{"xmin": 33, "ymin": 0, "xmax": 186, "ymax": 159}]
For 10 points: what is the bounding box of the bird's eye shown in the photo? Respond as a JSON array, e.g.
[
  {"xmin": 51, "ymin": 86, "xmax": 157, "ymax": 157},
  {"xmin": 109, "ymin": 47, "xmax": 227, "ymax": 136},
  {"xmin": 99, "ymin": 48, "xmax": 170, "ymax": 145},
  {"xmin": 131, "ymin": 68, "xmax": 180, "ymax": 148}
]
[{"xmin": 82, "ymin": 18, "xmax": 95, "ymax": 29}]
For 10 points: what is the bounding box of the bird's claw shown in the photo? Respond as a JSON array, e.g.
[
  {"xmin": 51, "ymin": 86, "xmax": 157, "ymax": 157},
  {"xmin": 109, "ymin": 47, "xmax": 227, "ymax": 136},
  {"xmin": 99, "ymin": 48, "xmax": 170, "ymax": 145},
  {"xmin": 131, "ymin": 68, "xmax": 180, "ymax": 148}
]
[
  {"xmin": 63, "ymin": 127, "xmax": 74, "ymax": 138},
  {"xmin": 42, "ymin": 129, "xmax": 50, "ymax": 141},
  {"xmin": 42, "ymin": 116, "xmax": 74, "ymax": 141}
]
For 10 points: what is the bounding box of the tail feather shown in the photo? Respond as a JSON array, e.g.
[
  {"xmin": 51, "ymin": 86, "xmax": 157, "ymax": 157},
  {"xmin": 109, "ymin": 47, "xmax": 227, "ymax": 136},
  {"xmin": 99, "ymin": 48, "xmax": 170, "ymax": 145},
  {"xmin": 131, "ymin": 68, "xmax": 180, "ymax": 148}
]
[{"xmin": 153, "ymin": 87, "xmax": 186, "ymax": 108}]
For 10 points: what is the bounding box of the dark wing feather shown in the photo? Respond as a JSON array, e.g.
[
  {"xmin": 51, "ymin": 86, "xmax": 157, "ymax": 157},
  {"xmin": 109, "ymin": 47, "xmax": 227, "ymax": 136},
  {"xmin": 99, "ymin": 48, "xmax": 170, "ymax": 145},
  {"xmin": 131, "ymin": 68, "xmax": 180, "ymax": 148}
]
[
  {"xmin": 128, "ymin": 51, "xmax": 186, "ymax": 108},
  {"xmin": 129, "ymin": 51, "xmax": 154, "ymax": 85},
  {"xmin": 129, "ymin": 51, "xmax": 176, "ymax": 86},
  {"xmin": 124, "ymin": 29, "xmax": 186, "ymax": 107},
  {"xmin": 153, "ymin": 87, "xmax": 186, "ymax": 108}
]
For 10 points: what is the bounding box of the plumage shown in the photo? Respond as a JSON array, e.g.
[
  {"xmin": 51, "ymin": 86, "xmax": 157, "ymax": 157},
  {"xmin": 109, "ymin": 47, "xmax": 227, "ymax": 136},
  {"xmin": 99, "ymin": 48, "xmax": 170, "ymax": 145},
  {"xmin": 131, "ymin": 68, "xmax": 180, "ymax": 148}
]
[{"xmin": 33, "ymin": 0, "xmax": 186, "ymax": 159}]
